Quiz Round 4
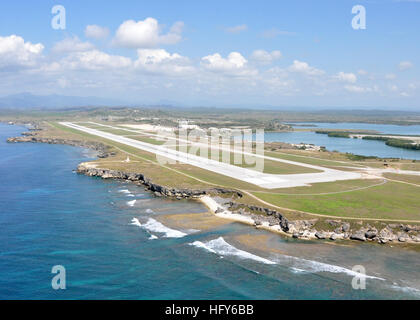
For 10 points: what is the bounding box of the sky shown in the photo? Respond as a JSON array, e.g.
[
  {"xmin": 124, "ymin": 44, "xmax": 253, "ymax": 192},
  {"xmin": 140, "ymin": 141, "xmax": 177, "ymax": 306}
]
[{"xmin": 0, "ymin": 0, "xmax": 419, "ymax": 109}]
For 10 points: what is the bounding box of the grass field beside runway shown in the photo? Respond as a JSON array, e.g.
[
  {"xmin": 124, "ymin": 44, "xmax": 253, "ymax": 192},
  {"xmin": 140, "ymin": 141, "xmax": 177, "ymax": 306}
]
[
  {"xmin": 252, "ymin": 181, "xmax": 420, "ymax": 220},
  {"xmin": 383, "ymin": 173, "xmax": 420, "ymax": 185}
]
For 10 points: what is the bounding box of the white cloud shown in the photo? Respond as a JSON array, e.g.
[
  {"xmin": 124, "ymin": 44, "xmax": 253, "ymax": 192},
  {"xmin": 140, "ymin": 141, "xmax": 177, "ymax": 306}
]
[
  {"xmin": 62, "ymin": 50, "xmax": 132, "ymax": 70},
  {"xmin": 134, "ymin": 49, "xmax": 193, "ymax": 75},
  {"xmin": 52, "ymin": 36, "xmax": 94, "ymax": 53},
  {"xmin": 85, "ymin": 25, "xmax": 110, "ymax": 39},
  {"xmin": 250, "ymin": 50, "xmax": 282, "ymax": 65},
  {"xmin": 202, "ymin": 52, "xmax": 250, "ymax": 73},
  {"xmin": 0, "ymin": 34, "xmax": 44, "ymax": 69},
  {"xmin": 398, "ymin": 60, "xmax": 413, "ymax": 71},
  {"xmin": 357, "ymin": 69, "xmax": 368, "ymax": 75},
  {"xmin": 334, "ymin": 71, "xmax": 357, "ymax": 83},
  {"xmin": 288, "ymin": 60, "xmax": 325, "ymax": 76},
  {"xmin": 225, "ymin": 24, "xmax": 247, "ymax": 34},
  {"xmin": 344, "ymin": 85, "xmax": 374, "ymax": 93},
  {"xmin": 113, "ymin": 18, "xmax": 184, "ymax": 48}
]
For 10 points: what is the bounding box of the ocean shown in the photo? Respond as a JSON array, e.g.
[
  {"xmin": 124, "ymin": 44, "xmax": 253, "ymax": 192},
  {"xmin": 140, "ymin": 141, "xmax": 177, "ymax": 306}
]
[{"xmin": 0, "ymin": 123, "xmax": 419, "ymax": 300}]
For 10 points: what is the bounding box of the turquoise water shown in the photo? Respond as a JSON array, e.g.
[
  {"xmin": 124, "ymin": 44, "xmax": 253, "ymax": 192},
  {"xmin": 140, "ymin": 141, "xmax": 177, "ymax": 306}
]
[
  {"xmin": 265, "ymin": 122, "xmax": 420, "ymax": 160},
  {"xmin": 0, "ymin": 123, "xmax": 419, "ymax": 300}
]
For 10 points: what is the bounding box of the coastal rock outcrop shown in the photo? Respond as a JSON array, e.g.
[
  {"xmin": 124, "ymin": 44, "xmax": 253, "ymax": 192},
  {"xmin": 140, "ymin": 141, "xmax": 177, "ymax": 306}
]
[{"xmin": 8, "ymin": 136, "xmax": 111, "ymax": 158}]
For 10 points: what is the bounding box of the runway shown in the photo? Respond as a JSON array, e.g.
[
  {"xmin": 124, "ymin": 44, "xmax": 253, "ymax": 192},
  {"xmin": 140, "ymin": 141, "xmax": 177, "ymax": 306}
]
[{"xmin": 60, "ymin": 122, "xmax": 364, "ymax": 189}]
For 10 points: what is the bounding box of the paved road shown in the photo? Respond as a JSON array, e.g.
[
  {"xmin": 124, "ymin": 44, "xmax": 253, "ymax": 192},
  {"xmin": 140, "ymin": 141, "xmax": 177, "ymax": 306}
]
[{"xmin": 61, "ymin": 122, "xmax": 364, "ymax": 189}]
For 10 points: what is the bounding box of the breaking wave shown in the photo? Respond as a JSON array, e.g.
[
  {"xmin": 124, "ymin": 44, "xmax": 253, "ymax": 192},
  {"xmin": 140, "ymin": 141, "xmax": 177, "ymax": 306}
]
[
  {"xmin": 274, "ymin": 255, "xmax": 385, "ymax": 280},
  {"xmin": 142, "ymin": 218, "xmax": 187, "ymax": 238},
  {"xmin": 130, "ymin": 218, "xmax": 141, "ymax": 227},
  {"xmin": 190, "ymin": 237, "xmax": 275, "ymax": 265},
  {"xmin": 127, "ymin": 200, "xmax": 137, "ymax": 207}
]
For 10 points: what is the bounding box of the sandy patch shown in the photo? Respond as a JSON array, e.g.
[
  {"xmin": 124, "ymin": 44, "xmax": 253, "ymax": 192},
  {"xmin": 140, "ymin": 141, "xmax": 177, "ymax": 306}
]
[{"xmin": 156, "ymin": 212, "xmax": 231, "ymax": 231}]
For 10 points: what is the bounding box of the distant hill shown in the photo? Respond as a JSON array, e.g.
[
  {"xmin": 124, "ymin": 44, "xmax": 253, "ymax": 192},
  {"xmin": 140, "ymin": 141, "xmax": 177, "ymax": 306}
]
[{"xmin": 0, "ymin": 93, "xmax": 127, "ymax": 109}]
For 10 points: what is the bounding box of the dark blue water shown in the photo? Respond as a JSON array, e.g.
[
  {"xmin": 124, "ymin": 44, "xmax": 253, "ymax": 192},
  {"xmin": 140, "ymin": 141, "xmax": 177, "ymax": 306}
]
[
  {"xmin": 1, "ymin": 123, "xmax": 419, "ymax": 300},
  {"xmin": 265, "ymin": 123, "xmax": 420, "ymax": 160}
]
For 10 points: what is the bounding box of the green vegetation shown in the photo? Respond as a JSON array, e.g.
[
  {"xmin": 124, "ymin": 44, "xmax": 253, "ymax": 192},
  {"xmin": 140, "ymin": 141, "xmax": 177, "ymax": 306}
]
[
  {"xmin": 345, "ymin": 153, "xmax": 378, "ymax": 161},
  {"xmin": 252, "ymin": 181, "xmax": 420, "ymax": 220},
  {"xmin": 327, "ymin": 132, "xmax": 351, "ymax": 138},
  {"xmin": 315, "ymin": 130, "xmax": 371, "ymax": 138},
  {"xmin": 386, "ymin": 139, "xmax": 420, "ymax": 150},
  {"xmin": 383, "ymin": 173, "xmax": 420, "ymax": 185},
  {"xmin": 362, "ymin": 136, "xmax": 420, "ymax": 151}
]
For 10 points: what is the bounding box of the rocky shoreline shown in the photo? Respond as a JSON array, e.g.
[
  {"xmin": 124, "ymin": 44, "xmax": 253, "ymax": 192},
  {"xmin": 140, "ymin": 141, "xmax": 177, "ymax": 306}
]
[{"xmin": 6, "ymin": 124, "xmax": 420, "ymax": 246}]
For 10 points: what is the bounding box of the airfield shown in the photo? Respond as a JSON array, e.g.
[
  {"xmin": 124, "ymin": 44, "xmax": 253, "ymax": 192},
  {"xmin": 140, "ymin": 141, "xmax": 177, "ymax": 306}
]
[{"xmin": 44, "ymin": 120, "xmax": 420, "ymax": 222}]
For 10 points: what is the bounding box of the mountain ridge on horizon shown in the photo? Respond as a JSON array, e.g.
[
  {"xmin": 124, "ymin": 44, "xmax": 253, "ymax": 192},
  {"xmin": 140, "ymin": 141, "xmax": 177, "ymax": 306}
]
[{"xmin": 0, "ymin": 92, "xmax": 419, "ymax": 113}]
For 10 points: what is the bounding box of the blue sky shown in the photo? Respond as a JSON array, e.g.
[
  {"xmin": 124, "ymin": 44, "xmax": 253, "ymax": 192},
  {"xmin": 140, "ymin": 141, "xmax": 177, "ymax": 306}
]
[{"xmin": 0, "ymin": 0, "xmax": 419, "ymax": 109}]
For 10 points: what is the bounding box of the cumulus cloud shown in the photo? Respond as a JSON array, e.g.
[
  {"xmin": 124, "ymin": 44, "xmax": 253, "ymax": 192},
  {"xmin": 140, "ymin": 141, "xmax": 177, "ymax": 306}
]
[
  {"xmin": 288, "ymin": 60, "xmax": 325, "ymax": 76},
  {"xmin": 398, "ymin": 61, "xmax": 413, "ymax": 71},
  {"xmin": 0, "ymin": 35, "xmax": 44, "ymax": 69},
  {"xmin": 225, "ymin": 24, "xmax": 247, "ymax": 34},
  {"xmin": 334, "ymin": 71, "xmax": 357, "ymax": 83},
  {"xmin": 250, "ymin": 50, "xmax": 282, "ymax": 65},
  {"xmin": 201, "ymin": 52, "xmax": 256, "ymax": 76},
  {"xmin": 134, "ymin": 49, "xmax": 193, "ymax": 75},
  {"xmin": 85, "ymin": 25, "xmax": 110, "ymax": 39},
  {"xmin": 113, "ymin": 18, "xmax": 184, "ymax": 48},
  {"xmin": 52, "ymin": 36, "xmax": 94, "ymax": 53},
  {"xmin": 61, "ymin": 50, "xmax": 131, "ymax": 70}
]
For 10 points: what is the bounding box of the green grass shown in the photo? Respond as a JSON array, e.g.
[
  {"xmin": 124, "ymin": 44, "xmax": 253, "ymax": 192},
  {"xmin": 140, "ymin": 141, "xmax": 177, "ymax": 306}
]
[
  {"xmin": 248, "ymin": 179, "xmax": 383, "ymax": 194},
  {"xmin": 252, "ymin": 181, "xmax": 420, "ymax": 220},
  {"xmin": 264, "ymin": 150, "xmax": 366, "ymax": 167},
  {"xmin": 383, "ymin": 173, "xmax": 420, "ymax": 185}
]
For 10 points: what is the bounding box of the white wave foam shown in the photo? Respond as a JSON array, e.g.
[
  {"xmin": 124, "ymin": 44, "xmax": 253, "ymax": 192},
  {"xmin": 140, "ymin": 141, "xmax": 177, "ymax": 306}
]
[
  {"xmin": 290, "ymin": 267, "xmax": 308, "ymax": 274},
  {"xmin": 126, "ymin": 194, "xmax": 135, "ymax": 197},
  {"xmin": 390, "ymin": 284, "xmax": 420, "ymax": 297},
  {"xmin": 186, "ymin": 229, "xmax": 201, "ymax": 234},
  {"xmin": 145, "ymin": 208, "xmax": 154, "ymax": 214},
  {"xmin": 190, "ymin": 237, "xmax": 275, "ymax": 265},
  {"xmin": 275, "ymin": 255, "xmax": 384, "ymax": 280},
  {"xmin": 118, "ymin": 189, "xmax": 131, "ymax": 194},
  {"xmin": 130, "ymin": 218, "xmax": 141, "ymax": 227},
  {"xmin": 149, "ymin": 234, "xmax": 158, "ymax": 240},
  {"xmin": 142, "ymin": 218, "xmax": 187, "ymax": 238},
  {"xmin": 127, "ymin": 200, "xmax": 137, "ymax": 207}
]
